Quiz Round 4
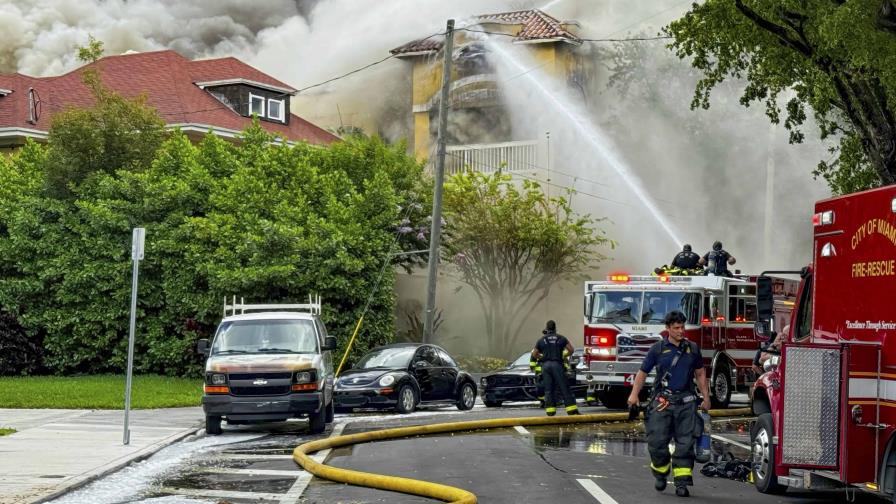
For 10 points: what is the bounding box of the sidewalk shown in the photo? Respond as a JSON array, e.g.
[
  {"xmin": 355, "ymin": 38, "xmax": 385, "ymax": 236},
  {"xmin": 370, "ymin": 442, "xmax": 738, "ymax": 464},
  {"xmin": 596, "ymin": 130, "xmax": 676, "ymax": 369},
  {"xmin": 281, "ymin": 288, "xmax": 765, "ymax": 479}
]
[{"xmin": 0, "ymin": 407, "xmax": 202, "ymax": 504}]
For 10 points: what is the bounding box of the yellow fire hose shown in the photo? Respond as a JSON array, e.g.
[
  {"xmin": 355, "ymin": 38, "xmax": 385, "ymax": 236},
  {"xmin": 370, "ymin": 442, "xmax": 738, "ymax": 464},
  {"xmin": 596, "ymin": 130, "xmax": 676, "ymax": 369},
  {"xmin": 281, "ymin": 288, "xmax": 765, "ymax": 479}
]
[{"xmin": 293, "ymin": 407, "xmax": 752, "ymax": 503}]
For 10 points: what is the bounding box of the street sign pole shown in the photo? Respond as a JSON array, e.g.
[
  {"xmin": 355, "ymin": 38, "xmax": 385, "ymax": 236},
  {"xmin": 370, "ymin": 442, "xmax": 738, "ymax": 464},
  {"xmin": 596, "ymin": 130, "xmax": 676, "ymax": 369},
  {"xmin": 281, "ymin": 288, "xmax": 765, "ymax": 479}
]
[{"xmin": 123, "ymin": 227, "xmax": 145, "ymax": 445}]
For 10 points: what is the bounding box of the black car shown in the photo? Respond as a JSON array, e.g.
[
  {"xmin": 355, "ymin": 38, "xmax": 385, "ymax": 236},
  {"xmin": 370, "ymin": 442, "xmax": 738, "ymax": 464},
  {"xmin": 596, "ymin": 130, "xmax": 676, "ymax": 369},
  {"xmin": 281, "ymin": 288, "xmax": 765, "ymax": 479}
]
[
  {"xmin": 480, "ymin": 352, "xmax": 588, "ymax": 407},
  {"xmin": 334, "ymin": 343, "xmax": 477, "ymax": 414}
]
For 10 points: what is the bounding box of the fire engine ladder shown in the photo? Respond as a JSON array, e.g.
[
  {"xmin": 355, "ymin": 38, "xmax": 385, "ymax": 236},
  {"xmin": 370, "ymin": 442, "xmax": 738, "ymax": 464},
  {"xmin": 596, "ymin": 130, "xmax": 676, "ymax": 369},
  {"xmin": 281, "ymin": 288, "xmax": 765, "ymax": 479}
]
[{"xmin": 223, "ymin": 295, "xmax": 322, "ymax": 317}]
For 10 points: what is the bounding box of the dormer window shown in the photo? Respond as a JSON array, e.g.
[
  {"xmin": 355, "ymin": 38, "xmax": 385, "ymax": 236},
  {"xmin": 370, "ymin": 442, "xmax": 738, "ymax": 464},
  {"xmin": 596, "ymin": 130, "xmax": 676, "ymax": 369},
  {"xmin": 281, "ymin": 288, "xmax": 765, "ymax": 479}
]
[
  {"xmin": 267, "ymin": 98, "xmax": 285, "ymax": 122},
  {"xmin": 249, "ymin": 93, "xmax": 265, "ymax": 117}
]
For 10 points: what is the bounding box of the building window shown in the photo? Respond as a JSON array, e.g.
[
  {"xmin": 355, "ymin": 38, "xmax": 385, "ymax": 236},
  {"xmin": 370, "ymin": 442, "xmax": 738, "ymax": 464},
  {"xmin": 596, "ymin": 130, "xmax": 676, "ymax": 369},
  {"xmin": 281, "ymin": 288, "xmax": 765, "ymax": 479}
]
[
  {"xmin": 249, "ymin": 93, "xmax": 265, "ymax": 117},
  {"xmin": 267, "ymin": 98, "xmax": 285, "ymax": 122}
]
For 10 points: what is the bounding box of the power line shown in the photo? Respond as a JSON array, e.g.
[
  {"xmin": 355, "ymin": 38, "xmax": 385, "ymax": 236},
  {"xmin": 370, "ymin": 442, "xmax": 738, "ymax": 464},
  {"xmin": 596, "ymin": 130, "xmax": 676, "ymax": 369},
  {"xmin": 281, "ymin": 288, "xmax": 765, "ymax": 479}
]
[{"xmin": 296, "ymin": 30, "xmax": 446, "ymax": 94}]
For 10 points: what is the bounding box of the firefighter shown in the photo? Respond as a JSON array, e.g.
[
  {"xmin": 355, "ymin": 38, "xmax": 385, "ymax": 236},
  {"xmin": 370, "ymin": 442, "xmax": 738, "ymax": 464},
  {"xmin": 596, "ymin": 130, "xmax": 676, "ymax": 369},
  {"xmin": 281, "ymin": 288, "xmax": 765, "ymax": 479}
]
[
  {"xmin": 529, "ymin": 353, "xmax": 546, "ymax": 407},
  {"xmin": 671, "ymin": 244, "xmax": 701, "ymax": 270},
  {"xmin": 699, "ymin": 241, "xmax": 736, "ymax": 276},
  {"xmin": 532, "ymin": 320, "xmax": 580, "ymax": 416},
  {"xmin": 627, "ymin": 310, "xmax": 711, "ymax": 497}
]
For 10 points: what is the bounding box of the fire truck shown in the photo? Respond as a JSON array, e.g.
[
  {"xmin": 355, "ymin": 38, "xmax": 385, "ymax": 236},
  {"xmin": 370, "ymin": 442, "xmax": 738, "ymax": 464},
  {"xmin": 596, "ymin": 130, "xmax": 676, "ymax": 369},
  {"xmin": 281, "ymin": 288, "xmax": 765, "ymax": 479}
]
[
  {"xmin": 580, "ymin": 273, "xmax": 797, "ymax": 409},
  {"xmin": 750, "ymin": 184, "xmax": 896, "ymax": 498}
]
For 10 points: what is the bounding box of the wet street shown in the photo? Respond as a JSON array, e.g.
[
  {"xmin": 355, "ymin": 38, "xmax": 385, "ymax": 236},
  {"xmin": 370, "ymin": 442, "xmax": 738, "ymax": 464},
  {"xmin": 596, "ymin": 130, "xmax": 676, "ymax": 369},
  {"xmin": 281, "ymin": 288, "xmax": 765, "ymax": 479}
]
[{"xmin": 47, "ymin": 397, "xmax": 889, "ymax": 504}]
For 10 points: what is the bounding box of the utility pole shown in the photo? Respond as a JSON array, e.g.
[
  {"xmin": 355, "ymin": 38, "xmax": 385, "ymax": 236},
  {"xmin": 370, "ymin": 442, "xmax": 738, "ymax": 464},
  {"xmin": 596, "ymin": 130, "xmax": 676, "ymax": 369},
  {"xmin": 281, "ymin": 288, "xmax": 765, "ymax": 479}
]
[{"xmin": 423, "ymin": 19, "xmax": 455, "ymax": 344}]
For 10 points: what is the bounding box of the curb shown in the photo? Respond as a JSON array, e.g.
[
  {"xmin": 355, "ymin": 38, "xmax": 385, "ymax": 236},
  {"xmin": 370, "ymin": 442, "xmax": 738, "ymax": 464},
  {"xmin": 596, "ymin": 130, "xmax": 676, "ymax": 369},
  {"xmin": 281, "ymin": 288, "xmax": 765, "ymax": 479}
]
[{"xmin": 29, "ymin": 424, "xmax": 203, "ymax": 504}]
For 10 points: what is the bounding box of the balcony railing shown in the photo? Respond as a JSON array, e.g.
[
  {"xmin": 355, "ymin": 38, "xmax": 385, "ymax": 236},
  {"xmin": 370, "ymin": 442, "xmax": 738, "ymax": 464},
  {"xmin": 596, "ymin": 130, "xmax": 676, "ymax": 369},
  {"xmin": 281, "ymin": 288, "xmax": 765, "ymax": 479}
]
[{"xmin": 445, "ymin": 140, "xmax": 539, "ymax": 175}]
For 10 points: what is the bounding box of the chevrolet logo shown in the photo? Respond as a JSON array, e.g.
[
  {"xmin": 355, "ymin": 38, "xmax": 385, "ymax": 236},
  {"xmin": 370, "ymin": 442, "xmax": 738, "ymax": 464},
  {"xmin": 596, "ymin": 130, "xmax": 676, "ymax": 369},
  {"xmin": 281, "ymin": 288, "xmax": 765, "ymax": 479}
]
[{"xmin": 253, "ymin": 379, "xmax": 268, "ymax": 385}]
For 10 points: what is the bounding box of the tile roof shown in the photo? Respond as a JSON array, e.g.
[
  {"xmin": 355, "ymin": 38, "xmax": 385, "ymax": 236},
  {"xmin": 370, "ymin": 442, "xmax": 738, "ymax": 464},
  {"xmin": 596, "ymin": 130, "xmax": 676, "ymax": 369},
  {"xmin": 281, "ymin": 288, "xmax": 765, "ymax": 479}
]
[
  {"xmin": 390, "ymin": 9, "xmax": 580, "ymax": 56},
  {"xmin": 0, "ymin": 50, "xmax": 338, "ymax": 145}
]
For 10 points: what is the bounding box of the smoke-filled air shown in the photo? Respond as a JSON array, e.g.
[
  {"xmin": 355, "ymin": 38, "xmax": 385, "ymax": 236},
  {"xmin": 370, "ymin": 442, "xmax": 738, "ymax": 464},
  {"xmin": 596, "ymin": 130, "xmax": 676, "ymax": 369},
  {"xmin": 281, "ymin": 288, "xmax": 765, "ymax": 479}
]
[{"xmin": 1, "ymin": 0, "xmax": 832, "ymax": 357}]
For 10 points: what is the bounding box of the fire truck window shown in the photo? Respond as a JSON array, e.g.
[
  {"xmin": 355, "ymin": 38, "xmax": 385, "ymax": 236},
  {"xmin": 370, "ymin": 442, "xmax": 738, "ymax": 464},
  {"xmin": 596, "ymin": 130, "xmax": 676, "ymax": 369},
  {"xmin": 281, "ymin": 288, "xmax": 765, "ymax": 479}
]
[
  {"xmin": 642, "ymin": 292, "xmax": 700, "ymax": 324},
  {"xmin": 796, "ymin": 277, "xmax": 814, "ymax": 340},
  {"xmin": 728, "ymin": 296, "xmax": 757, "ymax": 323},
  {"xmin": 591, "ymin": 292, "xmax": 642, "ymax": 324}
]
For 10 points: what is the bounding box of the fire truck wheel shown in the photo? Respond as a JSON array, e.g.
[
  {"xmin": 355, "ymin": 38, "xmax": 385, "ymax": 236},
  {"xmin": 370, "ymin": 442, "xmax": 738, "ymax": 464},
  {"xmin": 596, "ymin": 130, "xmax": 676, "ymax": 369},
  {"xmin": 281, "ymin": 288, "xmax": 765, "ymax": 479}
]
[
  {"xmin": 750, "ymin": 413, "xmax": 785, "ymax": 494},
  {"xmin": 710, "ymin": 367, "xmax": 732, "ymax": 409}
]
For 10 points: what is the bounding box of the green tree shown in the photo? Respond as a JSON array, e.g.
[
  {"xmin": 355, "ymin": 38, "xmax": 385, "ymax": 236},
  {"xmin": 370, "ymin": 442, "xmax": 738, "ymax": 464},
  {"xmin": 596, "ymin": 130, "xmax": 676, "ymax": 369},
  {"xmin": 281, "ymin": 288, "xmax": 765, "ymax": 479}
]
[
  {"xmin": 43, "ymin": 69, "xmax": 166, "ymax": 199},
  {"xmin": 442, "ymin": 172, "xmax": 613, "ymax": 357},
  {"xmin": 77, "ymin": 35, "xmax": 104, "ymax": 63},
  {"xmin": 665, "ymin": 0, "xmax": 896, "ymax": 194},
  {"xmin": 0, "ymin": 121, "xmax": 426, "ymax": 375}
]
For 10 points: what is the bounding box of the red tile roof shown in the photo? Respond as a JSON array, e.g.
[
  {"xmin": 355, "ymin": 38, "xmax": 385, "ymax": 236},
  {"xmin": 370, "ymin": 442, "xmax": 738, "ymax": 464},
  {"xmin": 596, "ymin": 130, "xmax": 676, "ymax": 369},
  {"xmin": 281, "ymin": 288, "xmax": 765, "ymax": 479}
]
[
  {"xmin": 390, "ymin": 9, "xmax": 580, "ymax": 56},
  {"xmin": 0, "ymin": 50, "xmax": 338, "ymax": 145}
]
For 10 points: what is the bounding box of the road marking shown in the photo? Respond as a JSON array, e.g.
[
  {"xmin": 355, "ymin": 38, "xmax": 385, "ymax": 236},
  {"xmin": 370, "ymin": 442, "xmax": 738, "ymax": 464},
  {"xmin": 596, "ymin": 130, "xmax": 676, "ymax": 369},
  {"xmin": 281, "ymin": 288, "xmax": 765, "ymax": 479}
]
[
  {"xmin": 280, "ymin": 422, "xmax": 347, "ymax": 504},
  {"xmin": 161, "ymin": 487, "xmax": 284, "ymax": 501},
  {"xmin": 577, "ymin": 478, "xmax": 619, "ymax": 504},
  {"xmin": 711, "ymin": 433, "xmax": 751, "ymax": 450},
  {"xmin": 513, "ymin": 426, "xmax": 530, "ymax": 435},
  {"xmin": 202, "ymin": 468, "xmax": 304, "ymax": 477}
]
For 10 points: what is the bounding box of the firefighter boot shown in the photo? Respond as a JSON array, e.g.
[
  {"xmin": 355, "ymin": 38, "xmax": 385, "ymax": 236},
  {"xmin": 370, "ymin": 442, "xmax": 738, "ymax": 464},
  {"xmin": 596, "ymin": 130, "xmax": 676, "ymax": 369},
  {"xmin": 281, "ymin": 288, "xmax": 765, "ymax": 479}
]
[
  {"xmin": 654, "ymin": 477, "xmax": 667, "ymax": 492},
  {"xmin": 675, "ymin": 485, "xmax": 689, "ymax": 497}
]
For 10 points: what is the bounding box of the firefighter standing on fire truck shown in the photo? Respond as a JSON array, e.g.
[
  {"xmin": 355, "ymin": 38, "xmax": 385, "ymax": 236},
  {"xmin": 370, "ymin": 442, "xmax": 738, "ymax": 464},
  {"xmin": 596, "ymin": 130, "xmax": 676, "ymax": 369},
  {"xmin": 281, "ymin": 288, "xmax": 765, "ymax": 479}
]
[
  {"xmin": 627, "ymin": 311, "xmax": 711, "ymax": 497},
  {"xmin": 532, "ymin": 320, "xmax": 580, "ymax": 416}
]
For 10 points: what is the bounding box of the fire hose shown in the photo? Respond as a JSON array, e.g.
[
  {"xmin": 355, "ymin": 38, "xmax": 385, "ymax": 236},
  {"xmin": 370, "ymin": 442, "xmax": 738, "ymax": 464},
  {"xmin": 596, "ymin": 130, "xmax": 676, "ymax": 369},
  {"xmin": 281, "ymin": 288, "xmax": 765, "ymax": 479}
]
[{"xmin": 292, "ymin": 407, "xmax": 752, "ymax": 504}]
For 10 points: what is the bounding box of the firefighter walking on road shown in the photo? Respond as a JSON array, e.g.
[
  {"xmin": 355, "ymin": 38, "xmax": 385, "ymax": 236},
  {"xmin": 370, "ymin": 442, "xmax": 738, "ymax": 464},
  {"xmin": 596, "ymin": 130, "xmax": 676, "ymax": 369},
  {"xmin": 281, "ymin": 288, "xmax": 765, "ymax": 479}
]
[
  {"xmin": 627, "ymin": 311, "xmax": 711, "ymax": 497},
  {"xmin": 532, "ymin": 320, "xmax": 580, "ymax": 416}
]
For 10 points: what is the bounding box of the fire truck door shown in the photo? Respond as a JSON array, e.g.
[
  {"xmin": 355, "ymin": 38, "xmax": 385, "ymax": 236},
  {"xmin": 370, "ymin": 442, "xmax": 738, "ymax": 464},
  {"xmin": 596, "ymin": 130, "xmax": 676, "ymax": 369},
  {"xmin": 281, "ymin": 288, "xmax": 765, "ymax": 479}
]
[
  {"xmin": 709, "ymin": 295, "xmax": 725, "ymax": 348},
  {"xmin": 842, "ymin": 344, "xmax": 882, "ymax": 484}
]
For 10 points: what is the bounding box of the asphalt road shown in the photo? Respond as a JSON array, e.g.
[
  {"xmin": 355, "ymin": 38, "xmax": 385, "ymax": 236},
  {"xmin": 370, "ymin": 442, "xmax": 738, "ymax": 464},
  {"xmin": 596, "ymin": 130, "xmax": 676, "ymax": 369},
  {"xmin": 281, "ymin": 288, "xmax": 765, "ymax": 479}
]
[{"xmin": 59, "ymin": 397, "xmax": 889, "ymax": 504}]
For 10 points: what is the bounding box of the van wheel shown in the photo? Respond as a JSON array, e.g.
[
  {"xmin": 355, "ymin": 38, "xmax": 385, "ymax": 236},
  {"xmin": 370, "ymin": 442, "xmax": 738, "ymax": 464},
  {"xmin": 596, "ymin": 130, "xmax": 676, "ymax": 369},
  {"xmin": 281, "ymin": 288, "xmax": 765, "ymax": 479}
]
[
  {"xmin": 751, "ymin": 413, "xmax": 786, "ymax": 494},
  {"xmin": 206, "ymin": 415, "xmax": 222, "ymax": 435},
  {"xmin": 325, "ymin": 398, "xmax": 334, "ymax": 423},
  {"xmin": 309, "ymin": 403, "xmax": 327, "ymax": 434},
  {"xmin": 711, "ymin": 366, "xmax": 732, "ymax": 409}
]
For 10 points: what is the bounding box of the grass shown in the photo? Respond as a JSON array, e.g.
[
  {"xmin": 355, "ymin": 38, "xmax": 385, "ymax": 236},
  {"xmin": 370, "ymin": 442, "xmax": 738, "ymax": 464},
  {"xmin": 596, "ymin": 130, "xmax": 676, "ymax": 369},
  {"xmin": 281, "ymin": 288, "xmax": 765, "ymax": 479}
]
[
  {"xmin": 0, "ymin": 375, "xmax": 202, "ymax": 409},
  {"xmin": 0, "ymin": 428, "xmax": 15, "ymax": 436}
]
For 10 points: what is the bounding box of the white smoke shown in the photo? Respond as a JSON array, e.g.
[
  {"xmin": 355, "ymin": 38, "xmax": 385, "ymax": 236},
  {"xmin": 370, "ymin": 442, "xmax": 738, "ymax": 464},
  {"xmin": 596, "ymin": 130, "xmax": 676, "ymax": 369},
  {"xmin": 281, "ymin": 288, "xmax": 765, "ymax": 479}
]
[{"xmin": 0, "ymin": 0, "xmax": 833, "ymax": 356}]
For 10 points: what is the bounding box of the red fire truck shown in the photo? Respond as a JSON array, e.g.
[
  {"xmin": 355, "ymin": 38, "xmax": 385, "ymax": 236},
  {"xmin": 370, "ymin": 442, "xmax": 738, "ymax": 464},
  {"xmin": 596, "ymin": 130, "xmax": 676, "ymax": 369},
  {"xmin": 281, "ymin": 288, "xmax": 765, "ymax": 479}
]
[
  {"xmin": 581, "ymin": 274, "xmax": 797, "ymax": 409},
  {"xmin": 750, "ymin": 184, "xmax": 896, "ymax": 497}
]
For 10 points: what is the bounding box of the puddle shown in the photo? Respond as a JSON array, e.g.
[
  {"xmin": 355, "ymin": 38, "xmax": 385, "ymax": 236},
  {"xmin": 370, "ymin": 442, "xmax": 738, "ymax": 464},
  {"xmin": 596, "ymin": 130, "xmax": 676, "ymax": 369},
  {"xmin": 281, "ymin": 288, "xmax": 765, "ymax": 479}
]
[
  {"xmin": 48, "ymin": 433, "xmax": 263, "ymax": 504},
  {"xmin": 162, "ymin": 472, "xmax": 296, "ymax": 494}
]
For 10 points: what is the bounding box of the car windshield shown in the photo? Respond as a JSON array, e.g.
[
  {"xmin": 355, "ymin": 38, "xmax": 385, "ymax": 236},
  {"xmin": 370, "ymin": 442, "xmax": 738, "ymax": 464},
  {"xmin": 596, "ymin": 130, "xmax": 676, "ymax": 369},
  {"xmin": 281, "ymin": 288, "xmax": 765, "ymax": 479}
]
[
  {"xmin": 510, "ymin": 352, "xmax": 531, "ymax": 367},
  {"xmin": 211, "ymin": 319, "xmax": 318, "ymax": 355},
  {"xmin": 642, "ymin": 291, "xmax": 701, "ymax": 324},
  {"xmin": 356, "ymin": 347, "xmax": 417, "ymax": 369}
]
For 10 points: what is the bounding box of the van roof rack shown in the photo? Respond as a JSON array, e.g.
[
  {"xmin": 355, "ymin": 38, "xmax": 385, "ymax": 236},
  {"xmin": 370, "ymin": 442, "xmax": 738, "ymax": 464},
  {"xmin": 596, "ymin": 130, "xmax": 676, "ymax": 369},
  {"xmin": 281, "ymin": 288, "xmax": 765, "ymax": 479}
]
[{"xmin": 223, "ymin": 295, "xmax": 322, "ymax": 317}]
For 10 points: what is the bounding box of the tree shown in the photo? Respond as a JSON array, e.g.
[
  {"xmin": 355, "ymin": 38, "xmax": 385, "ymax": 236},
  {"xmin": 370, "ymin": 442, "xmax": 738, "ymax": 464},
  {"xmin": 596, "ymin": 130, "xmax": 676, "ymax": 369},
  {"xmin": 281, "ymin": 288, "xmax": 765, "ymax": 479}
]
[
  {"xmin": 43, "ymin": 60, "xmax": 166, "ymax": 198},
  {"xmin": 442, "ymin": 172, "xmax": 613, "ymax": 357},
  {"xmin": 665, "ymin": 0, "xmax": 896, "ymax": 194}
]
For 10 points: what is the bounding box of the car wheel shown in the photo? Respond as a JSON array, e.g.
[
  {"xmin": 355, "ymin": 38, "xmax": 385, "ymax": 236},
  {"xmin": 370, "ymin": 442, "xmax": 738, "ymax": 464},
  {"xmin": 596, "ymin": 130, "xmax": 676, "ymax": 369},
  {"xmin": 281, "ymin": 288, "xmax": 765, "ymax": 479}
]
[
  {"xmin": 711, "ymin": 366, "xmax": 732, "ymax": 409},
  {"xmin": 396, "ymin": 385, "xmax": 417, "ymax": 414},
  {"xmin": 309, "ymin": 403, "xmax": 327, "ymax": 434},
  {"xmin": 751, "ymin": 413, "xmax": 786, "ymax": 494},
  {"xmin": 484, "ymin": 399, "xmax": 502, "ymax": 407},
  {"xmin": 325, "ymin": 397, "xmax": 335, "ymax": 423},
  {"xmin": 206, "ymin": 415, "xmax": 222, "ymax": 435},
  {"xmin": 456, "ymin": 382, "xmax": 476, "ymax": 410}
]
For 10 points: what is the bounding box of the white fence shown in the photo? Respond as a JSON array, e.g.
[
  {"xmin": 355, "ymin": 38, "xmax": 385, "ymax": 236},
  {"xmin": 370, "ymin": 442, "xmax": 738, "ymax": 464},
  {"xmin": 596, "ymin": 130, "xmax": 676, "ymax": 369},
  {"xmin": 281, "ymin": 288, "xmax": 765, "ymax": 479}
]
[{"xmin": 445, "ymin": 140, "xmax": 539, "ymax": 175}]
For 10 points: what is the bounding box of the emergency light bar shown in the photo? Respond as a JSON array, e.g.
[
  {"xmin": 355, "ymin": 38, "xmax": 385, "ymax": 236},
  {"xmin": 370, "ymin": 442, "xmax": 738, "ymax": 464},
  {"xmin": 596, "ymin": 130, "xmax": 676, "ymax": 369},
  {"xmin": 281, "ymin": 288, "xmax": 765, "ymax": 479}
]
[
  {"xmin": 223, "ymin": 295, "xmax": 322, "ymax": 316},
  {"xmin": 813, "ymin": 210, "xmax": 834, "ymax": 226},
  {"xmin": 608, "ymin": 274, "xmax": 630, "ymax": 283}
]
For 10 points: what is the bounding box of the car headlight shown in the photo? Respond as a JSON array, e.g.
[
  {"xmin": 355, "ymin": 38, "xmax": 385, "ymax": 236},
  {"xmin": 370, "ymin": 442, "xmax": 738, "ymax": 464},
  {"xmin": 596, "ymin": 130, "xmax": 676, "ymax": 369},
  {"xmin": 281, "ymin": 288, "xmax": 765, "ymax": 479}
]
[
  {"xmin": 379, "ymin": 375, "xmax": 396, "ymax": 387},
  {"xmin": 295, "ymin": 371, "xmax": 313, "ymax": 384},
  {"xmin": 209, "ymin": 373, "xmax": 226, "ymax": 385}
]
